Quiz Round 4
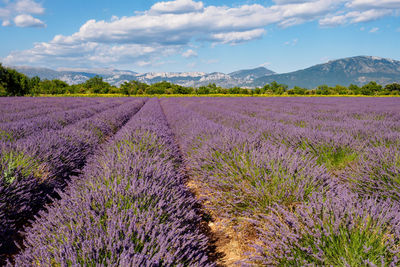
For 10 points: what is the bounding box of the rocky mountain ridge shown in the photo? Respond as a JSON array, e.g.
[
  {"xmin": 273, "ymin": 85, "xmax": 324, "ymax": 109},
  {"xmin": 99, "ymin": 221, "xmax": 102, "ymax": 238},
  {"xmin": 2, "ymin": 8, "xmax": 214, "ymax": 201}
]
[{"xmin": 10, "ymin": 56, "xmax": 400, "ymax": 88}]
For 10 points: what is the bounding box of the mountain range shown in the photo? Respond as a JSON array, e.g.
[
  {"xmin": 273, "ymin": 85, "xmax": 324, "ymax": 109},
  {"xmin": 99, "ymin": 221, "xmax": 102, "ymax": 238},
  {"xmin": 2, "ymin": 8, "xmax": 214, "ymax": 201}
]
[{"xmin": 10, "ymin": 56, "xmax": 400, "ymax": 89}]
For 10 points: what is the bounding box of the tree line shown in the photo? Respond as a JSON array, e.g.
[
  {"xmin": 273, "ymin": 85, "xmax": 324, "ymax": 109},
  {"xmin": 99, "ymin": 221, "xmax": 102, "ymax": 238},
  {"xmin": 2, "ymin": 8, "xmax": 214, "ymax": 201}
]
[{"xmin": 1, "ymin": 64, "xmax": 400, "ymax": 96}]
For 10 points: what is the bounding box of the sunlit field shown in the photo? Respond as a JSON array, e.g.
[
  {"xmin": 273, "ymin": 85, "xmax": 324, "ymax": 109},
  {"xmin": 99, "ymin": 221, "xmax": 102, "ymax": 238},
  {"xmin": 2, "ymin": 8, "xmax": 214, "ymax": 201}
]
[{"xmin": 1, "ymin": 97, "xmax": 399, "ymax": 266}]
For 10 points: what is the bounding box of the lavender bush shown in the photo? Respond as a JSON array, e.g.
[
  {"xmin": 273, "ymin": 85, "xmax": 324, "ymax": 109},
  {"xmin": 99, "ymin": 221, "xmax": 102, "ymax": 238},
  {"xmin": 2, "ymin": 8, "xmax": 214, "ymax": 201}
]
[
  {"xmin": 161, "ymin": 97, "xmax": 400, "ymax": 264},
  {"xmin": 0, "ymin": 98, "xmax": 128, "ymax": 142},
  {"xmin": 0, "ymin": 98, "xmax": 146, "ymax": 262},
  {"xmin": 2, "ymin": 96, "xmax": 399, "ymax": 265},
  {"xmin": 12, "ymin": 99, "xmax": 212, "ymax": 266},
  {"xmin": 255, "ymin": 187, "xmax": 400, "ymax": 266},
  {"xmin": 346, "ymin": 145, "xmax": 400, "ymax": 202}
]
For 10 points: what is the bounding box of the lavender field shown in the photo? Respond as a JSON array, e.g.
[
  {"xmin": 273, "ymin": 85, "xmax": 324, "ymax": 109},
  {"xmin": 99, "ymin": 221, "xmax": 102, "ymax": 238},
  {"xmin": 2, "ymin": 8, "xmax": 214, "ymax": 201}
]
[{"xmin": 1, "ymin": 97, "xmax": 400, "ymax": 266}]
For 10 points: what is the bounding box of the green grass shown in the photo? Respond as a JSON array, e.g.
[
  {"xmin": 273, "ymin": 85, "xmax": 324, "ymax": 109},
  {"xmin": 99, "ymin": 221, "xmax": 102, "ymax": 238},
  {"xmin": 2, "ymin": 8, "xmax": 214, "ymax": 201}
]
[
  {"xmin": 280, "ymin": 214, "xmax": 399, "ymax": 266},
  {"xmin": 0, "ymin": 151, "xmax": 47, "ymax": 185},
  {"xmin": 195, "ymin": 146, "xmax": 324, "ymax": 217},
  {"xmin": 302, "ymin": 142, "xmax": 358, "ymax": 170},
  {"xmin": 0, "ymin": 129, "xmax": 13, "ymax": 142}
]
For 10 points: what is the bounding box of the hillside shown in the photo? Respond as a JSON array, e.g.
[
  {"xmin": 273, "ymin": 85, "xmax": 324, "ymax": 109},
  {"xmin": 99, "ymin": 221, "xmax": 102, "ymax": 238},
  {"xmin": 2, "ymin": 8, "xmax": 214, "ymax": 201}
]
[
  {"xmin": 9, "ymin": 56, "xmax": 400, "ymax": 88},
  {"xmin": 254, "ymin": 56, "xmax": 400, "ymax": 88}
]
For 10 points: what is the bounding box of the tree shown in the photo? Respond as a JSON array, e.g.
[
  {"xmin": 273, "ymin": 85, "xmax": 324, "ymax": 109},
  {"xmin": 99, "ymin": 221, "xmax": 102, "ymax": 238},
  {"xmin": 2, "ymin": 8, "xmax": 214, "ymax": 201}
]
[
  {"xmin": 384, "ymin": 83, "xmax": 400, "ymax": 94},
  {"xmin": 120, "ymin": 80, "xmax": 148, "ymax": 95},
  {"xmin": 332, "ymin": 85, "xmax": 349, "ymax": 95},
  {"xmin": 348, "ymin": 84, "xmax": 360, "ymax": 95},
  {"xmin": 36, "ymin": 79, "xmax": 69, "ymax": 94},
  {"xmin": 270, "ymin": 81, "xmax": 288, "ymax": 94},
  {"xmin": 172, "ymin": 84, "xmax": 193, "ymax": 94},
  {"xmin": 288, "ymin": 86, "xmax": 307, "ymax": 95},
  {"xmin": 360, "ymin": 81, "xmax": 382, "ymax": 95},
  {"xmin": 84, "ymin": 76, "xmax": 111, "ymax": 94},
  {"xmin": 0, "ymin": 64, "xmax": 32, "ymax": 96},
  {"xmin": 146, "ymin": 81, "xmax": 174, "ymax": 94}
]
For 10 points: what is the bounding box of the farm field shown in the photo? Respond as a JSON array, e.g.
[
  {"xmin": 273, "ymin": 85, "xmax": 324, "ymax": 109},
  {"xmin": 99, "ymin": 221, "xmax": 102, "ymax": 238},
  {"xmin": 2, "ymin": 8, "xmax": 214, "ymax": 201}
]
[{"xmin": 1, "ymin": 97, "xmax": 400, "ymax": 266}]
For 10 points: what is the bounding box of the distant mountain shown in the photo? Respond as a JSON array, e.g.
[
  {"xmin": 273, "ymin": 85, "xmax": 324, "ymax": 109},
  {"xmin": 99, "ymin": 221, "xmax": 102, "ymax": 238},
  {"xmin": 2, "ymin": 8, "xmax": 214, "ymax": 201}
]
[
  {"xmin": 254, "ymin": 56, "xmax": 400, "ymax": 88},
  {"xmin": 9, "ymin": 56, "xmax": 400, "ymax": 88},
  {"xmin": 11, "ymin": 65, "xmax": 275, "ymax": 88},
  {"xmin": 229, "ymin": 67, "xmax": 275, "ymax": 80}
]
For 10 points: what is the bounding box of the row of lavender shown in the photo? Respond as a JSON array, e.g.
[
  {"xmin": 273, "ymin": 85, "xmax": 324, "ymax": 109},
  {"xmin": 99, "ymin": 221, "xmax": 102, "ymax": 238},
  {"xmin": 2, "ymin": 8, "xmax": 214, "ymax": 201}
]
[
  {"xmin": 0, "ymin": 98, "xmax": 130, "ymax": 142},
  {"xmin": 10, "ymin": 99, "xmax": 212, "ymax": 266},
  {"xmin": 0, "ymin": 98, "xmax": 110, "ymax": 123},
  {"xmin": 0, "ymin": 97, "xmax": 147, "ymax": 263},
  {"xmin": 161, "ymin": 97, "xmax": 400, "ymax": 265}
]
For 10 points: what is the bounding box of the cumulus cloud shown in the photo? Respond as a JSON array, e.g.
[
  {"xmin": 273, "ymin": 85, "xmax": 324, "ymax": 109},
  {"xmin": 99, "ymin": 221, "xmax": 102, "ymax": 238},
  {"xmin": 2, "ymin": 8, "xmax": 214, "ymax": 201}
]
[
  {"xmin": 369, "ymin": 27, "xmax": 379, "ymax": 33},
  {"xmin": 182, "ymin": 49, "xmax": 198, "ymax": 58},
  {"xmin": 2, "ymin": 19, "xmax": 11, "ymax": 26},
  {"xmin": 14, "ymin": 14, "xmax": 45, "ymax": 27},
  {"xmin": 3, "ymin": 41, "xmax": 179, "ymax": 68},
  {"xmin": 211, "ymin": 29, "xmax": 266, "ymax": 44},
  {"xmin": 319, "ymin": 8, "xmax": 393, "ymax": 26},
  {"xmin": 346, "ymin": 0, "xmax": 400, "ymax": 9},
  {"xmin": 3, "ymin": 0, "xmax": 400, "ymax": 68},
  {"xmin": 14, "ymin": 0, "xmax": 44, "ymax": 14},
  {"xmin": 0, "ymin": 0, "xmax": 45, "ymax": 27},
  {"xmin": 273, "ymin": 0, "xmax": 320, "ymax": 4},
  {"xmin": 150, "ymin": 0, "xmax": 204, "ymax": 14}
]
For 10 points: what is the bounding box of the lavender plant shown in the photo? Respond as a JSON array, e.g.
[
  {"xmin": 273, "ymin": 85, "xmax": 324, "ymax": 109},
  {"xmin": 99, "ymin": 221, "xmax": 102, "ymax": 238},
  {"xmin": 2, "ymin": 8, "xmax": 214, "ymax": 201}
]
[
  {"xmin": 190, "ymin": 139, "xmax": 330, "ymax": 218},
  {"xmin": 254, "ymin": 188, "xmax": 400, "ymax": 266},
  {"xmin": 161, "ymin": 97, "xmax": 400, "ymax": 264},
  {"xmin": 12, "ymin": 99, "xmax": 212, "ymax": 266},
  {"xmin": 346, "ymin": 146, "xmax": 400, "ymax": 202},
  {"xmin": 0, "ymin": 98, "xmax": 127, "ymax": 142},
  {"xmin": 0, "ymin": 98, "xmax": 146, "ymax": 263}
]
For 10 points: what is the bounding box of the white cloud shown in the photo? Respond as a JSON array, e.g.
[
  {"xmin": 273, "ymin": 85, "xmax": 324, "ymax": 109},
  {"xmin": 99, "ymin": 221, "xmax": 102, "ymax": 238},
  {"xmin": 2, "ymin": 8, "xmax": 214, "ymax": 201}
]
[
  {"xmin": 211, "ymin": 29, "xmax": 266, "ymax": 44},
  {"xmin": 2, "ymin": 19, "xmax": 10, "ymax": 26},
  {"xmin": 369, "ymin": 26, "xmax": 379, "ymax": 33},
  {"xmin": 273, "ymin": 0, "xmax": 321, "ymax": 4},
  {"xmin": 0, "ymin": 7, "xmax": 11, "ymax": 19},
  {"xmin": 3, "ymin": 0, "xmax": 400, "ymax": 68},
  {"xmin": 351, "ymin": 9, "xmax": 392, "ymax": 23},
  {"xmin": 14, "ymin": 14, "xmax": 45, "ymax": 27},
  {"xmin": 150, "ymin": 0, "xmax": 204, "ymax": 14},
  {"xmin": 346, "ymin": 0, "xmax": 400, "ymax": 9},
  {"xmin": 319, "ymin": 9, "xmax": 392, "ymax": 26},
  {"xmin": 1, "ymin": 0, "xmax": 45, "ymax": 27},
  {"xmin": 15, "ymin": 0, "xmax": 44, "ymax": 14},
  {"xmin": 182, "ymin": 49, "xmax": 198, "ymax": 58}
]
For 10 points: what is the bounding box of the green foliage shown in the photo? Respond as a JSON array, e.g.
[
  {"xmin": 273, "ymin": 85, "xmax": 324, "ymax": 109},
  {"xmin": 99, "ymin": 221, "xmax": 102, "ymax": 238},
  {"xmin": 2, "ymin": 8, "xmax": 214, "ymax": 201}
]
[
  {"xmin": 360, "ymin": 81, "xmax": 382, "ymax": 95},
  {"xmin": 287, "ymin": 86, "xmax": 307, "ymax": 95},
  {"xmin": 35, "ymin": 79, "xmax": 69, "ymax": 95},
  {"xmin": 120, "ymin": 80, "xmax": 148, "ymax": 95},
  {"xmin": 196, "ymin": 146, "xmax": 323, "ymax": 216},
  {"xmin": 263, "ymin": 81, "xmax": 288, "ymax": 94},
  {"xmin": 84, "ymin": 75, "xmax": 111, "ymax": 94},
  {"xmin": 1, "ymin": 63, "xmax": 399, "ymax": 96},
  {"xmin": 283, "ymin": 213, "xmax": 398, "ymax": 266},
  {"xmin": 385, "ymin": 83, "xmax": 400, "ymax": 94},
  {"xmin": 0, "ymin": 63, "xmax": 33, "ymax": 96},
  {"xmin": 0, "ymin": 151, "xmax": 46, "ymax": 185},
  {"xmin": 303, "ymin": 142, "xmax": 358, "ymax": 170}
]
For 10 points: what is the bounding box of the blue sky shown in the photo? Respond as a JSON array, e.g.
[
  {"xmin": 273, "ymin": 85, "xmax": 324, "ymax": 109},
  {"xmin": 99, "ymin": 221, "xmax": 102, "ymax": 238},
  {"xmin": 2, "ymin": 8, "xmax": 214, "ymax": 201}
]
[{"xmin": 1, "ymin": 0, "xmax": 399, "ymax": 74}]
